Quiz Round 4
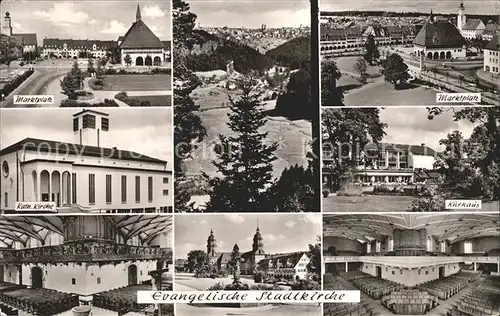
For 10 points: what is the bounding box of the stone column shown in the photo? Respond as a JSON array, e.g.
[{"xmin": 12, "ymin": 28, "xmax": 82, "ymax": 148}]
[
  {"xmin": 474, "ymin": 262, "xmax": 477, "ymax": 271},
  {"xmin": 59, "ymin": 175, "xmax": 63, "ymax": 207},
  {"xmin": 345, "ymin": 261, "xmax": 348, "ymax": 273},
  {"xmin": 36, "ymin": 171, "xmax": 41, "ymax": 202},
  {"xmin": 48, "ymin": 173, "xmax": 52, "ymax": 202}
]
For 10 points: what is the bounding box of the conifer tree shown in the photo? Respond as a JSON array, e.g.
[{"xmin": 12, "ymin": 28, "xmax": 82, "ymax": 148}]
[
  {"xmin": 204, "ymin": 78, "xmax": 278, "ymax": 212},
  {"xmin": 60, "ymin": 61, "xmax": 83, "ymax": 100}
]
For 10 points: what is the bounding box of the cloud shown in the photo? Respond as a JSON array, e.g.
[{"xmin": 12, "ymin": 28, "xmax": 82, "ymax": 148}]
[
  {"xmin": 225, "ymin": 214, "xmax": 245, "ymax": 224},
  {"xmin": 34, "ymin": 3, "xmax": 89, "ymax": 27},
  {"xmin": 149, "ymin": 25, "xmax": 163, "ymax": 37},
  {"xmin": 298, "ymin": 214, "xmax": 322, "ymax": 225},
  {"xmin": 199, "ymin": 219, "xmax": 207, "ymax": 225},
  {"xmin": 101, "ymin": 20, "xmax": 127, "ymax": 35},
  {"xmin": 285, "ymin": 220, "xmax": 296, "ymax": 228},
  {"xmin": 175, "ymin": 242, "xmax": 203, "ymax": 259},
  {"xmin": 263, "ymin": 233, "xmax": 287, "ymax": 242},
  {"xmin": 142, "ymin": 5, "xmax": 166, "ymax": 18},
  {"xmin": 88, "ymin": 19, "xmax": 98, "ymax": 25}
]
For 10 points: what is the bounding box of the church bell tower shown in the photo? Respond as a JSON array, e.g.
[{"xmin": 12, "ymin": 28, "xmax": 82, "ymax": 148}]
[
  {"xmin": 458, "ymin": 2, "xmax": 466, "ymax": 32},
  {"xmin": 207, "ymin": 229, "xmax": 217, "ymax": 256},
  {"xmin": 73, "ymin": 109, "xmax": 110, "ymax": 148},
  {"xmin": 3, "ymin": 12, "xmax": 12, "ymax": 37}
]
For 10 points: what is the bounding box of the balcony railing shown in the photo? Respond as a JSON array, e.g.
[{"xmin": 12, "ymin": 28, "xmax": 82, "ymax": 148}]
[
  {"xmin": 324, "ymin": 256, "xmax": 500, "ymax": 268},
  {"xmin": 0, "ymin": 240, "xmax": 172, "ymax": 264}
]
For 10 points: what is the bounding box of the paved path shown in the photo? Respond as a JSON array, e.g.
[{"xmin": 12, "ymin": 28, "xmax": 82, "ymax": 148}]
[{"xmin": 1, "ymin": 68, "xmax": 66, "ymax": 108}]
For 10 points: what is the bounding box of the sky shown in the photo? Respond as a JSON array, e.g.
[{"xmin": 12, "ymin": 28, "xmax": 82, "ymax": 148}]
[
  {"xmin": 0, "ymin": 0, "xmax": 171, "ymax": 46},
  {"xmin": 321, "ymin": 0, "xmax": 499, "ymax": 16},
  {"xmin": 189, "ymin": 0, "xmax": 310, "ymax": 28},
  {"xmin": 175, "ymin": 214, "xmax": 321, "ymax": 259},
  {"xmin": 0, "ymin": 107, "xmax": 173, "ymax": 166},
  {"xmin": 378, "ymin": 107, "xmax": 475, "ymax": 151}
]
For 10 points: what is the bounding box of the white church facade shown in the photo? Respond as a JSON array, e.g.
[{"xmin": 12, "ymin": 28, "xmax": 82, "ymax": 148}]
[{"xmin": 0, "ymin": 109, "xmax": 172, "ymax": 214}]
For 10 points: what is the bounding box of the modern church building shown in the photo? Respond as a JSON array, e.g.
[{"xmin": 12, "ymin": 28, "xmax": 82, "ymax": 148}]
[
  {"xmin": 0, "ymin": 109, "xmax": 172, "ymax": 213},
  {"xmin": 39, "ymin": 4, "xmax": 170, "ymax": 66},
  {"xmin": 0, "ymin": 215, "xmax": 174, "ymax": 316},
  {"xmin": 323, "ymin": 214, "xmax": 500, "ymax": 316}
]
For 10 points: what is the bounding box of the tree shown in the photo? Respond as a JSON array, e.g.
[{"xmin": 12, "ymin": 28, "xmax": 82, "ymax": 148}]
[
  {"xmin": 353, "ymin": 57, "xmax": 368, "ymax": 84},
  {"xmin": 204, "ymin": 79, "xmax": 278, "ymax": 212},
  {"xmin": 60, "ymin": 61, "xmax": 84, "ymax": 100},
  {"xmin": 267, "ymin": 160, "xmax": 316, "ymax": 212},
  {"xmin": 275, "ymin": 64, "xmax": 311, "ymax": 120},
  {"xmin": 87, "ymin": 58, "xmax": 95, "ymax": 75},
  {"xmin": 100, "ymin": 57, "xmax": 108, "ymax": 68},
  {"xmin": 306, "ymin": 236, "xmax": 321, "ymax": 280},
  {"xmin": 185, "ymin": 250, "xmax": 210, "ymax": 277},
  {"xmin": 229, "ymin": 244, "xmax": 243, "ymax": 284},
  {"xmin": 321, "ymin": 58, "xmax": 343, "ymax": 106},
  {"xmin": 124, "ymin": 54, "xmax": 132, "ymax": 66},
  {"xmin": 427, "ymin": 107, "xmax": 500, "ymax": 200},
  {"xmin": 322, "ymin": 108, "xmax": 387, "ymax": 191},
  {"xmin": 173, "ymin": 0, "xmax": 207, "ymax": 212},
  {"xmin": 363, "ymin": 34, "xmax": 380, "ymax": 65},
  {"xmin": 381, "ymin": 53, "xmax": 410, "ymax": 87}
]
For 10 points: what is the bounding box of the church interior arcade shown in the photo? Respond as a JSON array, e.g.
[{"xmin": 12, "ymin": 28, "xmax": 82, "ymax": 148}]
[
  {"xmin": 322, "ymin": 214, "xmax": 500, "ymax": 316},
  {"xmin": 0, "ymin": 215, "xmax": 173, "ymax": 316}
]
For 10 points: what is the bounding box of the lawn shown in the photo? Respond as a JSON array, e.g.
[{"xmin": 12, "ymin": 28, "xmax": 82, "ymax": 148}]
[
  {"xmin": 190, "ymin": 85, "xmax": 241, "ymax": 111},
  {"xmin": 323, "ymin": 195, "xmax": 500, "ymax": 212},
  {"xmin": 102, "ymin": 74, "xmax": 171, "ymax": 91},
  {"xmin": 125, "ymin": 95, "xmax": 172, "ymax": 106},
  {"xmin": 183, "ymin": 107, "xmax": 312, "ymax": 179},
  {"xmin": 323, "ymin": 195, "xmax": 417, "ymax": 212}
]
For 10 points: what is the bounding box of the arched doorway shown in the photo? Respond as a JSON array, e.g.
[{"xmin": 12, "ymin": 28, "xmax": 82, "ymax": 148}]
[
  {"xmin": 376, "ymin": 266, "xmax": 382, "ymax": 278},
  {"xmin": 40, "ymin": 170, "xmax": 50, "ymax": 202},
  {"xmin": 51, "ymin": 171, "xmax": 61, "ymax": 207},
  {"xmin": 145, "ymin": 56, "xmax": 152, "ymax": 66},
  {"xmin": 0, "ymin": 265, "xmax": 4, "ymax": 282},
  {"xmin": 136, "ymin": 56, "xmax": 144, "ymax": 66},
  {"xmin": 446, "ymin": 51, "xmax": 452, "ymax": 59},
  {"xmin": 128, "ymin": 264, "xmax": 138, "ymax": 285},
  {"xmin": 295, "ymin": 275, "xmax": 300, "ymax": 281},
  {"xmin": 153, "ymin": 56, "xmax": 161, "ymax": 66},
  {"xmin": 31, "ymin": 266, "xmax": 43, "ymax": 289},
  {"xmin": 62, "ymin": 171, "xmax": 71, "ymax": 206},
  {"xmin": 440, "ymin": 51, "xmax": 445, "ymax": 59},
  {"xmin": 427, "ymin": 52, "xmax": 433, "ymax": 59}
]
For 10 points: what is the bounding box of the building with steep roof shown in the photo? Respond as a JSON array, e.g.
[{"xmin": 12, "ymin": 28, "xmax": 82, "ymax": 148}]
[
  {"xmin": 457, "ymin": 2, "xmax": 487, "ymax": 40},
  {"xmin": 0, "ymin": 109, "xmax": 172, "ymax": 214},
  {"xmin": 204, "ymin": 225, "xmax": 311, "ymax": 280},
  {"xmin": 413, "ymin": 11, "xmax": 467, "ymax": 60},
  {"xmin": 484, "ymin": 34, "xmax": 500, "ymax": 74},
  {"xmin": 119, "ymin": 3, "xmax": 167, "ymax": 66},
  {"xmin": 40, "ymin": 39, "xmax": 117, "ymax": 59},
  {"xmin": 482, "ymin": 21, "xmax": 500, "ymax": 42},
  {"xmin": 1, "ymin": 12, "xmax": 37, "ymax": 54}
]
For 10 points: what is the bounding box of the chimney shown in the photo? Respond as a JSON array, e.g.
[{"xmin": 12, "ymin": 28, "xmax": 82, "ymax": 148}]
[{"xmin": 421, "ymin": 143, "xmax": 425, "ymax": 147}]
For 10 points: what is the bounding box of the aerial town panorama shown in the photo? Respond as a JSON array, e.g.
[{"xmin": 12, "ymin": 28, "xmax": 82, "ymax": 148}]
[{"xmin": 320, "ymin": 1, "xmax": 500, "ymax": 106}]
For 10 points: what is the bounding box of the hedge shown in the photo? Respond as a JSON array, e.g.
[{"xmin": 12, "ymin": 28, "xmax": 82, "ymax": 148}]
[{"xmin": 0, "ymin": 69, "xmax": 34, "ymax": 98}]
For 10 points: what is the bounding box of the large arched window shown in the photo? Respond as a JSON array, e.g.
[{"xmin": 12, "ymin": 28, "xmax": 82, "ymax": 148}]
[
  {"xmin": 427, "ymin": 236, "xmax": 432, "ymax": 252},
  {"xmin": 388, "ymin": 237, "xmax": 394, "ymax": 252}
]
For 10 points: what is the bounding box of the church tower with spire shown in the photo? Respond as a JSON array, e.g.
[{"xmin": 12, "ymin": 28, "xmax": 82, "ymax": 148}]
[
  {"xmin": 136, "ymin": 3, "xmax": 141, "ymax": 21},
  {"xmin": 207, "ymin": 229, "xmax": 217, "ymax": 257},
  {"xmin": 252, "ymin": 224, "xmax": 265, "ymax": 254},
  {"xmin": 457, "ymin": 2, "xmax": 466, "ymax": 32}
]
